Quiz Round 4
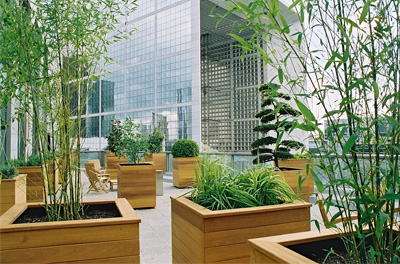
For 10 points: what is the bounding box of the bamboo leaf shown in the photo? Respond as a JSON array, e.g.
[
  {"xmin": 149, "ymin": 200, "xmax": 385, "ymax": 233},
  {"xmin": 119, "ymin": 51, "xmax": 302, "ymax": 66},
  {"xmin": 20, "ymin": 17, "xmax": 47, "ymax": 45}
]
[
  {"xmin": 278, "ymin": 67, "xmax": 284, "ymax": 84},
  {"xmin": 294, "ymin": 99, "xmax": 316, "ymax": 122},
  {"xmin": 359, "ymin": 0, "xmax": 371, "ymax": 23},
  {"xmin": 287, "ymin": 0, "xmax": 300, "ymax": 10},
  {"xmin": 343, "ymin": 134, "xmax": 358, "ymax": 155},
  {"xmin": 311, "ymin": 170, "xmax": 323, "ymax": 193},
  {"xmin": 228, "ymin": 33, "xmax": 253, "ymax": 51},
  {"xmin": 372, "ymin": 81, "xmax": 379, "ymax": 99}
]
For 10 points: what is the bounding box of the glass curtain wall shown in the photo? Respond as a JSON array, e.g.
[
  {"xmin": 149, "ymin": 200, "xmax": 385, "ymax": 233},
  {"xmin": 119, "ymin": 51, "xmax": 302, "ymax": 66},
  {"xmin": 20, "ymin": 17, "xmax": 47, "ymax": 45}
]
[{"xmin": 80, "ymin": 0, "xmax": 200, "ymax": 151}]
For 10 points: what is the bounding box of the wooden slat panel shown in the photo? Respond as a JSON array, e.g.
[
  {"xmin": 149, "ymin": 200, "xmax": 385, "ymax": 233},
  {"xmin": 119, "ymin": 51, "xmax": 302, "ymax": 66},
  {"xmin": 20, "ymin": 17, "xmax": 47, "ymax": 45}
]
[
  {"xmin": 219, "ymin": 257, "xmax": 249, "ymax": 263},
  {"xmin": 204, "ymin": 243, "xmax": 249, "ymax": 263},
  {"xmin": 172, "ymin": 246, "xmax": 191, "ymax": 264},
  {"xmin": 172, "ymin": 235, "xmax": 204, "ymax": 263},
  {"xmin": 248, "ymin": 240, "xmax": 316, "ymax": 264},
  {"xmin": 172, "ymin": 212, "xmax": 204, "ymax": 247},
  {"xmin": 250, "ymin": 248, "xmax": 280, "ymax": 264},
  {"xmin": 1, "ymin": 223, "xmax": 139, "ymax": 250},
  {"xmin": 204, "ymin": 207, "xmax": 310, "ymax": 232},
  {"xmin": 204, "ymin": 221, "xmax": 310, "ymax": 248},
  {"xmin": 171, "ymin": 197, "xmax": 204, "ymax": 231},
  {"xmin": 118, "ymin": 164, "xmax": 156, "ymax": 208},
  {"xmin": 0, "ymin": 239, "xmax": 139, "ymax": 263},
  {"xmin": 65, "ymin": 255, "xmax": 140, "ymax": 263},
  {"xmin": 172, "ymin": 157, "xmax": 200, "ymax": 188}
]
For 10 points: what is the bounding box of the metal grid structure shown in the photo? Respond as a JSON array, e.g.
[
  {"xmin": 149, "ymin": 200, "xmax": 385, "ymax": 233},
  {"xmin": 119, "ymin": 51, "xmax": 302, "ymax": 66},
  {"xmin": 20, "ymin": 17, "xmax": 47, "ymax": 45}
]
[{"xmin": 201, "ymin": 33, "xmax": 263, "ymax": 153}]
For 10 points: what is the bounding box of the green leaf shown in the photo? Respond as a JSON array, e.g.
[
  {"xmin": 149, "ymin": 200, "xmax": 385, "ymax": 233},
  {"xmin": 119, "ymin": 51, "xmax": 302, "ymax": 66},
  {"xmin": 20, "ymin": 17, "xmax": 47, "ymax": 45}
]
[
  {"xmin": 359, "ymin": 0, "xmax": 371, "ymax": 23},
  {"xmin": 294, "ymin": 99, "xmax": 316, "ymax": 122},
  {"xmin": 311, "ymin": 170, "xmax": 323, "ymax": 193},
  {"xmin": 228, "ymin": 33, "xmax": 253, "ymax": 51},
  {"xmin": 287, "ymin": 0, "xmax": 300, "ymax": 10},
  {"xmin": 372, "ymin": 81, "xmax": 379, "ymax": 98},
  {"xmin": 343, "ymin": 134, "xmax": 358, "ymax": 155},
  {"xmin": 278, "ymin": 67, "xmax": 284, "ymax": 84}
]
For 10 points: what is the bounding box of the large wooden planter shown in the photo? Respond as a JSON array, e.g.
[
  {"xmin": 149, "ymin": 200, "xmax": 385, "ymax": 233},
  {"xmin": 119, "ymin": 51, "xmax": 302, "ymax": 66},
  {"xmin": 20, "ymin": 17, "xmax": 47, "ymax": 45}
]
[
  {"xmin": 106, "ymin": 155, "xmax": 128, "ymax": 180},
  {"xmin": 248, "ymin": 228, "xmax": 350, "ymax": 263},
  {"xmin": 0, "ymin": 174, "xmax": 26, "ymax": 216},
  {"xmin": 275, "ymin": 167, "xmax": 313, "ymax": 202},
  {"xmin": 17, "ymin": 166, "xmax": 44, "ymax": 203},
  {"xmin": 144, "ymin": 152, "xmax": 167, "ymax": 173},
  {"xmin": 118, "ymin": 163, "xmax": 156, "ymax": 208},
  {"xmin": 0, "ymin": 198, "xmax": 141, "ymax": 263},
  {"xmin": 172, "ymin": 157, "xmax": 200, "ymax": 188},
  {"xmin": 171, "ymin": 196, "xmax": 312, "ymax": 263}
]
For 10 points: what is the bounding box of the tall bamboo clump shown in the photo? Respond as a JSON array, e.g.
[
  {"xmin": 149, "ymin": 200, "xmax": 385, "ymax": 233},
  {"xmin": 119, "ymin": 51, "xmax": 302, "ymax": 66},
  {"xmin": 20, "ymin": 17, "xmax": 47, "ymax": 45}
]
[
  {"xmin": 218, "ymin": 0, "xmax": 400, "ymax": 262},
  {"xmin": 0, "ymin": 0, "xmax": 137, "ymax": 220}
]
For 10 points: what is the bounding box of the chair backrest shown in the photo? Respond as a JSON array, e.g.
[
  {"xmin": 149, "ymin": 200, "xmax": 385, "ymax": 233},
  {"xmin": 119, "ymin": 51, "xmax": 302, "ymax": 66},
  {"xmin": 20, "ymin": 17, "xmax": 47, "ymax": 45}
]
[
  {"xmin": 84, "ymin": 162, "xmax": 99, "ymax": 181},
  {"xmin": 88, "ymin": 159, "xmax": 101, "ymax": 171}
]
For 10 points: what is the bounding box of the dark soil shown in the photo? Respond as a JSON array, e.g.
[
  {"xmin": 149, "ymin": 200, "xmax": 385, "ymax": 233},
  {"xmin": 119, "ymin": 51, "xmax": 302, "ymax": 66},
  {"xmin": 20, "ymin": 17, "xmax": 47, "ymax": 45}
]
[{"xmin": 13, "ymin": 203, "xmax": 121, "ymax": 224}]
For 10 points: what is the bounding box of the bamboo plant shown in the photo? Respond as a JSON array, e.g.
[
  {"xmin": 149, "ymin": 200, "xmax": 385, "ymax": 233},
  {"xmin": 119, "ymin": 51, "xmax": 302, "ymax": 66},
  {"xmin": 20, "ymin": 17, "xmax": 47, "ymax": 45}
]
[
  {"xmin": 0, "ymin": 0, "xmax": 137, "ymax": 221},
  {"xmin": 217, "ymin": 0, "xmax": 400, "ymax": 262}
]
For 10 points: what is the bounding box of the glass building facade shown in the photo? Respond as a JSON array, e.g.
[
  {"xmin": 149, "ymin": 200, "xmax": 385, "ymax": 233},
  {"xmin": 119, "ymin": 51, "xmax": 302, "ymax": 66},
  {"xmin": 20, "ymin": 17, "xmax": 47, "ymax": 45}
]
[
  {"xmin": 79, "ymin": 0, "xmax": 302, "ymax": 153},
  {"xmin": 81, "ymin": 0, "xmax": 201, "ymax": 151}
]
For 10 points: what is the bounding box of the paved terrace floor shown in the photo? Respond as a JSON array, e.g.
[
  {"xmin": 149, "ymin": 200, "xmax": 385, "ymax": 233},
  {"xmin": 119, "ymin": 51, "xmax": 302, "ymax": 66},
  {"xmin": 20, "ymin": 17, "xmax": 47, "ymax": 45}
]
[{"xmin": 81, "ymin": 172, "xmax": 323, "ymax": 264}]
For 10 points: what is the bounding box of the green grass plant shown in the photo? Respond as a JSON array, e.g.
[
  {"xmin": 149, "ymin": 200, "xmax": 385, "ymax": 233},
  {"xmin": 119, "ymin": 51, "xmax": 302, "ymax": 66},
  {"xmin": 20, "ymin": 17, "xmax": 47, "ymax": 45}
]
[{"xmin": 189, "ymin": 155, "xmax": 297, "ymax": 211}]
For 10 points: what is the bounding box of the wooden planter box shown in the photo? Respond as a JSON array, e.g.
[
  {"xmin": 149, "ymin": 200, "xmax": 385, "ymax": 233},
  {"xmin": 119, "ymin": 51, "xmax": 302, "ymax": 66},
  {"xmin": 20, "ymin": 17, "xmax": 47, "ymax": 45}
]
[
  {"xmin": 0, "ymin": 198, "xmax": 141, "ymax": 263},
  {"xmin": 172, "ymin": 157, "xmax": 200, "ymax": 188},
  {"xmin": 144, "ymin": 152, "xmax": 167, "ymax": 173},
  {"xmin": 248, "ymin": 228, "xmax": 350, "ymax": 263},
  {"xmin": 118, "ymin": 163, "xmax": 156, "ymax": 208},
  {"xmin": 171, "ymin": 196, "xmax": 312, "ymax": 263},
  {"xmin": 275, "ymin": 167, "xmax": 313, "ymax": 202},
  {"xmin": 17, "ymin": 166, "xmax": 44, "ymax": 203},
  {"xmin": 0, "ymin": 174, "xmax": 27, "ymax": 216},
  {"xmin": 106, "ymin": 155, "xmax": 128, "ymax": 180}
]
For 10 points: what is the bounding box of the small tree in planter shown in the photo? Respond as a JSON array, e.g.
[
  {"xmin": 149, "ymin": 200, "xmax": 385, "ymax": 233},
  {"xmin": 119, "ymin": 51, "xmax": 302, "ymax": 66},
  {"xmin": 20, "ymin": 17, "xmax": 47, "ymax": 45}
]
[
  {"xmin": 171, "ymin": 139, "xmax": 200, "ymax": 188},
  {"xmin": 145, "ymin": 126, "xmax": 166, "ymax": 172},
  {"xmin": 105, "ymin": 119, "xmax": 123, "ymax": 156},
  {"xmin": 0, "ymin": 165, "xmax": 26, "ymax": 215},
  {"xmin": 251, "ymin": 82, "xmax": 304, "ymax": 167},
  {"xmin": 172, "ymin": 155, "xmax": 311, "ymax": 263},
  {"xmin": 0, "ymin": 0, "xmax": 141, "ymax": 262},
  {"xmin": 116, "ymin": 117, "xmax": 156, "ymax": 208}
]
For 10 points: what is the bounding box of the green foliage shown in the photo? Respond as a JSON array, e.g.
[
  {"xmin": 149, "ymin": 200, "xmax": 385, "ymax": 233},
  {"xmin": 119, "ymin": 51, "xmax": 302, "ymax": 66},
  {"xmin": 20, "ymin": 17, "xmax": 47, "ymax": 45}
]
[
  {"xmin": 221, "ymin": 0, "xmax": 400, "ymax": 262},
  {"xmin": 0, "ymin": 165, "xmax": 18, "ymax": 179},
  {"xmin": 171, "ymin": 139, "xmax": 199, "ymax": 158},
  {"xmin": 148, "ymin": 126, "xmax": 165, "ymax": 153},
  {"xmin": 106, "ymin": 119, "xmax": 124, "ymax": 155},
  {"xmin": 190, "ymin": 155, "xmax": 297, "ymax": 211},
  {"xmin": 8, "ymin": 158, "xmax": 27, "ymax": 167},
  {"xmin": 0, "ymin": 0, "xmax": 137, "ymax": 221},
  {"xmin": 27, "ymin": 155, "xmax": 42, "ymax": 166},
  {"xmin": 114, "ymin": 117, "xmax": 149, "ymax": 164},
  {"xmin": 251, "ymin": 82, "xmax": 304, "ymax": 167}
]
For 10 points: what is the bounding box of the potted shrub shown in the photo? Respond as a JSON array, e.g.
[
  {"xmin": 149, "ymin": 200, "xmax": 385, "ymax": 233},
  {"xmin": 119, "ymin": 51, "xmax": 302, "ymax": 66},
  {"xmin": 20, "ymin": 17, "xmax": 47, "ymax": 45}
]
[
  {"xmin": 116, "ymin": 117, "xmax": 156, "ymax": 208},
  {"xmin": 171, "ymin": 156, "xmax": 312, "ymax": 263},
  {"xmin": 0, "ymin": 0, "xmax": 140, "ymax": 262},
  {"xmin": 222, "ymin": 0, "xmax": 400, "ymax": 262},
  {"xmin": 144, "ymin": 126, "xmax": 167, "ymax": 173},
  {"xmin": 171, "ymin": 139, "xmax": 200, "ymax": 188},
  {"xmin": 251, "ymin": 83, "xmax": 312, "ymax": 201},
  {"xmin": 10, "ymin": 155, "xmax": 49, "ymax": 203},
  {"xmin": 0, "ymin": 165, "xmax": 26, "ymax": 215},
  {"xmin": 105, "ymin": 119, "xmax": 128, "ymax": 180}
]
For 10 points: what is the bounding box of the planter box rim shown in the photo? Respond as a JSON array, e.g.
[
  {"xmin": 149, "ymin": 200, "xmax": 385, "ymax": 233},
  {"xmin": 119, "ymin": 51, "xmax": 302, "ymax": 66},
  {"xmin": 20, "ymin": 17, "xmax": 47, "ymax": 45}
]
[
  {"xmin": 171, "ymin": 195, "xmax": 311, "ymax": 219},
  {"xmin": 17, "ymin": 166, "xmax": 42, "ymax": 169},
  {"xmin": 0, "ymin": 198, "xmax": 140, "ymax": 232},
  {"xmin": 1, "ymin": 174, "xmax": 27, "ymax": 182},
  {"xmin": 119, "ymin": 163, "xmax": 154, "ymax": 166}
]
